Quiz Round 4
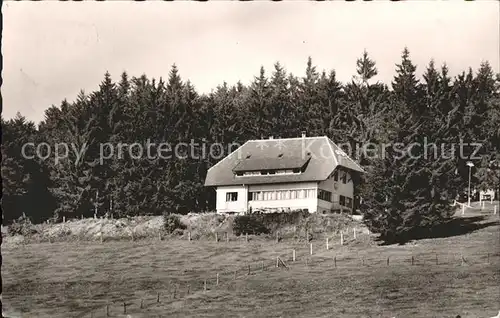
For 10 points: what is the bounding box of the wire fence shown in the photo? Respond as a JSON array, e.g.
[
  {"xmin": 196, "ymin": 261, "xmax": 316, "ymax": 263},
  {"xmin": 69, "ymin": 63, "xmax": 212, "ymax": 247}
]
[{"xmin": 75, "ymin": 241, "xmax": 500, "ymax": 318}]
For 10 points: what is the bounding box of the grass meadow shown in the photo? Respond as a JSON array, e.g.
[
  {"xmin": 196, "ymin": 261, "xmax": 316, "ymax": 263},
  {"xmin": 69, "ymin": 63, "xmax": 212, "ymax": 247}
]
[{"xmin": 2, "ymin": 205, "xmax": 500, "ymax": 318}]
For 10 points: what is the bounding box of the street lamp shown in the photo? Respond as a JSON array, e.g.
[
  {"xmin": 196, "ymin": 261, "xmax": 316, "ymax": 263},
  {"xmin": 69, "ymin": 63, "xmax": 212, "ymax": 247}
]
[{"xmin": 466, "ymin": 161, "xmax": 474, "ymax": 207}]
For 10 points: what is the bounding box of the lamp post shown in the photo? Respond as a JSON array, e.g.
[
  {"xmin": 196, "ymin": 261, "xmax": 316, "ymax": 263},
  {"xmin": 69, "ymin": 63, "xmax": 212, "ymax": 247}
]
[{"xmin": 466, "ymin": 161, "xmax": 474, "ymax": 207}]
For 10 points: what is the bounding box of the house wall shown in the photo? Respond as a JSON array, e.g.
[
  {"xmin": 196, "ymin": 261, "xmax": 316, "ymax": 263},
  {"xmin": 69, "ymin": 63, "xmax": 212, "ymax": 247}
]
[
  {"xmin": 317, "ymin": 169, "xmax": 354, "ymax": 213},
  {"xmin": 248, "ymin": 182, "xmax": 318, "ymax": 213},
  {"xmin": 215, "ymin": 185, "xmax": 248, "ymax": 213}
]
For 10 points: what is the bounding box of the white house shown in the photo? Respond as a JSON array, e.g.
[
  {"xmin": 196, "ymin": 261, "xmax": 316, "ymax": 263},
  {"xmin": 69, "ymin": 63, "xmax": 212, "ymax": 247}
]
[{"xmin": 204, "ymin": 135, "xmax": 365, "ymax": 214}]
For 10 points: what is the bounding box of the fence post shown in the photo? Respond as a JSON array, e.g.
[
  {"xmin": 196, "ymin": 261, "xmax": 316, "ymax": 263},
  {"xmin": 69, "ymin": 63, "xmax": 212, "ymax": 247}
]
[
  {"xmin": 326, "ymin": 237, "xmax": 329, "ymax": 250},
  {"xmin": 310, "ymin": 243, "xmax": 313, "ymax": 255},
  {"xmin": 411, "ymin": 255, "xmax": 414, "ymax": 266},
  {"xmin": 100, "ymin": 231, "xmax": 104, "ymax": 243},
  {"xmin": 216, "ymin": 273, "xmax": 219, "ymax": 286},
  {"xmin": 276, "ymin": 256, "xmax": 279, "ymax": 268},
  {"xmin": 462, "ymin": 204, "xmax": 465, "ymax": 215},
  {"xmin": 123, "ymin": 302, "xmax": 127, "ymax": 314},
  {"xmin": 215, "ymin": 232, "xmax": 218, "ymax": 243},
  {"xmin": 63, "ymin": 216, "xmax": 66, "ymax": 223},
  {"xmin": 340, "ymin": 232, "xmax": 344, "ymax": 246},
  {"xmin": 353, "ymin": 227, "xmax": 356, "ymax": 240},
  {"xmin": 173, "ymin": 286, "xmax": 177, "ymax": 299},
  {"xmin": 248, "ymin": 264, "xmax": 251, "ymax": 275},
  {"xmin": 157, "ymin": 292, "xmax": 160, "ymax": 303},
  {"xmin": 188, "ymin": 231, "xmax": 191, "ymax": 241},
  {"xmin": 292, "ymin": 249, "xmax": 296, "ymax": 262},
  {"xmin": 334, "ymin": 256, "xmax": 337, "ymax": 268},
  {"xmin": 494, "ymin": 205, "xmax": 497, "ymax": 215},
  {"xmin": 387, "ymin": 257, "xmax": 390, "ymax": 266},
  {"xmin": 204, "ymin": 279, "xmax": 207, "ymax": 292}
]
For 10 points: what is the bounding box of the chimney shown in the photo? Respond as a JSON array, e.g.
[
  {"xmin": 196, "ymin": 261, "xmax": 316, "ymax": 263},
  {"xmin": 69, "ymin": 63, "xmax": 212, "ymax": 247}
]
[
  {"xmin": 269, "ymin": 136, "xmax": 274, "ymax": 140},
  {"xmin": 301, "ymin": 131, "xmax": 306, "ymax": 138}
]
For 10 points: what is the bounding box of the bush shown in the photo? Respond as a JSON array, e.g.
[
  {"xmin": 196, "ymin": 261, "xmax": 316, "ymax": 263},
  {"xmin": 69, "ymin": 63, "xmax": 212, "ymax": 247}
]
[
  {"xmin": 233, "ymin": 215, "xmax": 270, "ymax": 236},
  {"xmin": 9, "ymin": 214, "xmax": 37, "ymax": 236},
  {"xmin": 163, "ymin": 214, "xmax": 186, "ymax": 234}
]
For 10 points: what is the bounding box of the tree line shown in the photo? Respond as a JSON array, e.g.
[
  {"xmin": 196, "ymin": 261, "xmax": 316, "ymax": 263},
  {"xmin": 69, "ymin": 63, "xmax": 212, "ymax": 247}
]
[{"xmin": 2, "ymin": 48, "xmax": 499, "ymax": 243}]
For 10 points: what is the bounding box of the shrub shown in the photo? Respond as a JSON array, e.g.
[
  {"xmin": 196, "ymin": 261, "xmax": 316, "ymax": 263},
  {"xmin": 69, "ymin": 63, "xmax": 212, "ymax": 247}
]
[
  {"xmin": 163, "ymin": 214, "xmax": 186, "ymax": 234},
  {"xmin": 233, "ymin": 215, "xmax": 270, "ymax": 236},
  {"xmin": 9, "ymin": 214, "xmax": 37, "ymax": 236}
]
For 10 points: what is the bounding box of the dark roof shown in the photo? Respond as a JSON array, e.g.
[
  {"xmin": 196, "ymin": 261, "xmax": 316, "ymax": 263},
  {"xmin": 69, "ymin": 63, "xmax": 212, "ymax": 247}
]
[
  {"xmin": 233, "ymin": 156, "xmax": 310, "ymax": 172},
  {"xmin": 204, "ymin": 136, "xmax": 365, "ymax": 187}
]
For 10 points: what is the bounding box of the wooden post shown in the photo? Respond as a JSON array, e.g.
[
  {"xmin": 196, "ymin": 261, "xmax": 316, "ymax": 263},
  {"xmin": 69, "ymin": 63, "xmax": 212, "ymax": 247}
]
[
  {"xmin": 123, "ymin": 302, "xmax": 127, "ymax": 314},
  {"xmin": 292, "ymin": 249, "xmax": 296, "ymax": 262},
  {"xmin": 462, "ymin": 204, "xmax": 465, "ymax": 215},
  {"xmin": 353, "ymin": 227, "xmax": 356, "ymax": 240},
  {"xmin": 326, "ymin": 237, "xmax": 329, "ymax": 250},
  {"xmin": 334, "ymin": 256, "xmax": 337, "ymax": 268},
  {"xmin": 276, "ymin": 256, "xmax": 279, "ymax": 268},
  {"xmin": 188, "ymin": 231, "xmax": 191, "ymax": 241},
  {"xmin": 340, "ymin": 232, "xmax": 344, "ymax": 246},
  {"xmin": 215, "ymin": 232, "xmax": 218, "ymax": 242},
  {"xmin": 100, "ymin": 231, "xmax": 104, "ymax": 243},
  {"xmin": 387, "ymin": 257, "xmax": 390, "ymax": 266},
  {"xmin": 204, "ymin": 279, "xmax": 207, "ymax": 291},
  {"xmin": 411, "ymin": 255, "xmax": 414, "ymax": 266},
  {"xmin": 276, "ymin": 232, "xmax": 279, "ymax": 243},
  {"xmin": 157, "ymin": 292, "xmax": 160, "ymax": 303},
  {"xmin": 63, "ymin": 216, "xmax": 66, "ymax": 223},
  {"xmin": 158, "ymin": 232, "xmax": 162, "ymax": 241},
  {"xmin": 248, "ymin": 264, "xmax": 251, "ymax": 275},
  {"xmin": 216, "ymin": 273, "xmax": 219, "ymax": 286},
  {"xmin": 494, "ymin": 205, "xmax": 497, "ymax": 215},
  {"xmin": 173, "ymin": 286, "xmax": 177, "ymax": 299},
  {"xmin": 310, "ymin": 243, "xmax": 313, "ymax": 255}
]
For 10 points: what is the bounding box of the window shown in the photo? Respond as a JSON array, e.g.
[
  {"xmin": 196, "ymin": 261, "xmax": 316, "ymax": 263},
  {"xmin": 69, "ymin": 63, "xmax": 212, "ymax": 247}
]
[
  {"xmin": 345, "ymin": 197, "xmax": 352, "ymax": 208},
  {"xmin": 339, "ymin": 195, "xmax": 346, "ymax": 206},
  {"xmin": 341, "ymin": 171, "xmax": 347, "ymax": 184},
  {"xmin": 318, "ymin": 189, "xmax": 332, "ymax": 202},
  {"xmin": 226, "ymin": 192, "xmax": 238, "ymax": 202},
  {"xmin": 334, "ymin": 170, "xmax": 339, "ymax": 181}
]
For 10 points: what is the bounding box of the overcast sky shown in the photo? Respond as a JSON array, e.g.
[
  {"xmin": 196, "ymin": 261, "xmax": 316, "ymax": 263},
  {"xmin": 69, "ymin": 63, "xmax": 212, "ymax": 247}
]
[{"xmin": 3, "ymin": 1, "xmax": 499, "ymax": 124}]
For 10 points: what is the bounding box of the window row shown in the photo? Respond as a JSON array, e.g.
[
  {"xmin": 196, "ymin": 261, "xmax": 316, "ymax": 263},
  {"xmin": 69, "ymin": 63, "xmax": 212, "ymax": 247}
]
[
  {"xmin": 236, "ymin": 169, "xmax": 301, "ymax": 177},
  {"xmin": 318, "ymin": 189, "xmax": 332, "ymax": 202},
  {"xmin": 249, "ymin": 189, "xmax": 316, "ymax": 201},
  {"xmin": 332, "ymin": 170, "xmax": 350, "ymax": 184},
  {"xmin": 339, "ymin": 195, "xmax": 352, "ymax": 208}
]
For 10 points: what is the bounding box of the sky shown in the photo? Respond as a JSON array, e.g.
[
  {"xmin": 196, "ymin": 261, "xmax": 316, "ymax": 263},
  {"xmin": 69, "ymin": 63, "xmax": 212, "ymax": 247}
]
[{"xmin": 3, "ymin": 1, "xmax": 499, "ymax": 124}]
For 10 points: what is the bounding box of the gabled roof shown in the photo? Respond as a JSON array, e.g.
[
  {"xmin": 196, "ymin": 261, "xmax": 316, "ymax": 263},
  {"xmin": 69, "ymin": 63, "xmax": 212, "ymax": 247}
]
[{"xmin": 204, "ymin": 136, "xmax": 364, "ymax": 187}]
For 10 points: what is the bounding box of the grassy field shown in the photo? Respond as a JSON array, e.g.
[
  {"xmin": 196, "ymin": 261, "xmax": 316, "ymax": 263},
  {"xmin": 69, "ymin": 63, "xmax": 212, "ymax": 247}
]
[{"xmin": 3, "ymin": 207, "xmax": 500, "ymax": 318}]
